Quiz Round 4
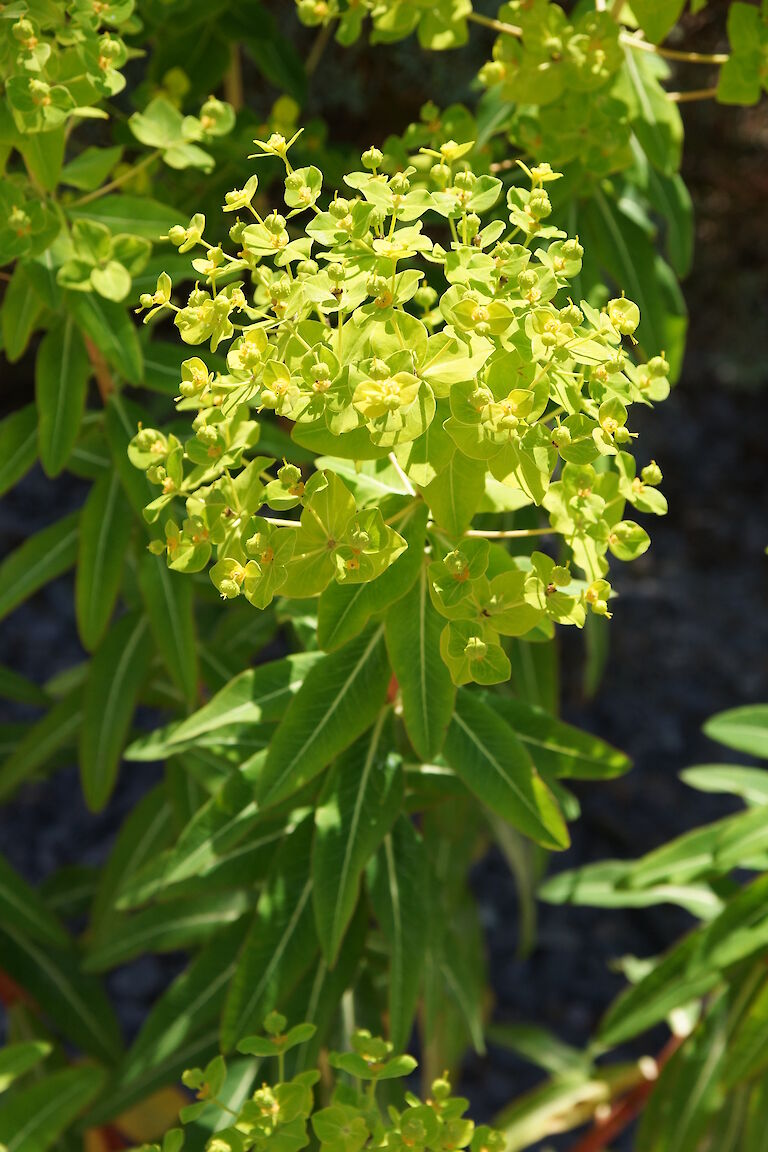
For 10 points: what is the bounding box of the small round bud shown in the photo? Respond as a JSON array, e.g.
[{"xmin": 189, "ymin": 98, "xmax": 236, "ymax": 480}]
[
  {"xmin": 278, "ymin": 462, "xmax": 302, "ymax": 487},
  {"xmin": 518, "ymin": 269, "xmax": 538, "ymax": 291},
  {"xmin": 614, "ymin": 426, "xmax": 632, "ymax": 444},
  {"xmin": 388, "ymin": 172, "xmax": 411, "ymax": 196},
  {"xmin": 362, "ymin": 146, "xmax": 383, "ymax": 170},
  {"xmin": 562, "ymin": 238, "xmax": 584, "ymax": 259},
  {"xmin": 368, "ymin": 358, "xmax": 390, "ymax": 381},
  {"xmin": 647, "ymin": 354, "xmax": 670, "ymax": 378},
  {"xmin": 552, "ymin": 424, "xmax": 571, "ymax": 448},
  {"xmin": 559, "ymin": 303, "xmax": 583, "ymax": 326},
  {"xmin": 329, "ymin": 197, "xmax": 350, "ymax": 219},
  {"xmin": 454, "ymin": 170, "xmax": 476, "ymax": 192},
  {"xmin": 464, "ymin": 635, "xmax": 487, "ymax": 660},
  {"xmin": 607, "ymin": 297, "xmax": 640, "ymax": 336},
  {"xmin": 527, "ymin": 189, "xmax": 552, "ymax": 219},
  {"xmin": 641, "ymin": 460, "xmax": 663, "ymax": 486},
  {"xmin": 430, "ymin": 162, "xmax": 452, "ymax": 187},
  {"xmin": 297, "ymin": 258, "xmax": 319, "ymax": 276}
]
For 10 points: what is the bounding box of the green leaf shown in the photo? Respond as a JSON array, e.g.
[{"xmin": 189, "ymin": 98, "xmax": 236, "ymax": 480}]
[
  {"xmin": 0, "ymin": 664, "xmax": 47, "ymax": 708},
  {"xmin": 540, "ymin": 859, "xmax": 722, "ymax": 919},
  {"xmin": 489, "ymin": 694, "xmax": 631, "ymax": 780},
  {"xmin": 621, "ymin": 48, "xmax": 683, "ymax": 175},
  {"xmin": 0, "ymin": 1065, "xmax": 105, "ymax": 1152},
  {"xmin": 704, "ymin": 705, "xmax": 768, "ymax": 759},
  {"xmin": 60, "ymin": 144, "xmax": 123, "ymax": 191},
  {"xmin": 89, "ymin": 785, "xmax": 174, "ymax": 933},
  {"xmin": 423, "ymin": 451, "xmax": 485, "ymax": 535},
  {"xmin": 313, "ymin": 711, "xmax": 402, "ymax": 964},
  {"xmin": 89, "ymin": 924, "xmax": 246, "ymax": 1125},
  {"xmin": 0, "ymin": 512, "xmax": 79, "ymax": 625},
  {"xmin": 630, "ymin": 0, "xmax": 685, "ymax": 43},
  {"xmin": 66, "ymin": 291, "xmax": 143, "ymax": 385},
  {"xmin": 18, "ymin": 126, "xmax": 65, "ymax": 192},
  {"xmin": 35, "ymin": 317, "xmax": 91, "ymax": 477},
  {"xmin": 0, "ymin": 923, "xmax": 123, "ymax": 1062},
  {"xmin": 138, "ymin": 551, "xmax": 199, "ymax": 711},
  {"xmin": 0, "ymin": 1042, "xmax": 51, "ymax": 1093},
  {"xmin": 221, "ymin": 816, "xmax": 317, "ymax": 1050},
  {"xmin": 76, "ymin": 471, "xmax": 133, "ymax": 651},
  {"xmin": 385, "ymin": 565, "xmax": 455, "ymax": 760},
  {"xmin": 69, "ymin": 195, "xmax": 182, "ymax": 240},
  {"xmin": 1, "ymin": 265, "xmax": 44, "ymax": 363},
  {"xmin": 84, "ymin": 890, "xmax": 250, "ymax": 971},
  {"xmin": 724, "ymin": 975, "xmax": 768, "ymax": 1089},
  {"xmin": 443, "ymin": 691, "xmax": 569, "ymax": 850},
  {"xmin": 367, "ymin": 815, "xmax": 430, "ymax": 1052},
  {"xmin": 680, "ymin": 764, "xmax": 768, "ymax": 806},
  {"xmin": 487, "ymin": 1023, "xmax": 588, "ymax": 1076},
  {"xmin": 0, "ymin": 852, "xmax": 70, "ymax": 950},
  {"xmin": 0, "ymin": 405, "xmax": 37, "ymax": 497},
  {"xmin": 126, "ymin": 652, "xmax": 320, "ymax": 761},
  {"xmin": 257, "ymin": 625, "xmax": 391, "ymax": 809},
  {"xmin": 79, "ymin": 611, "xmax": 153, "ymax": 811},
  {"xmin": 0, "ymin": 689, "xmax": 82, "ymax": 801}
]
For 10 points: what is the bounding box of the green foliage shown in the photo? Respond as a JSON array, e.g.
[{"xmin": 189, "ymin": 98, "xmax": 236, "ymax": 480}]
[{"xmin": 0, "ymin": 1, "xmax": 764, "ymax": 1149}]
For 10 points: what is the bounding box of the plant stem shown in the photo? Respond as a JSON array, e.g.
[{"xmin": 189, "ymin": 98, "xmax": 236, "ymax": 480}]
[
  {"xmin": 264, "ymin": 516, "xmax": 300, "ymax": 528},
  {"xmin": 464, "ymin": 526, "xmax": 553, "ymax": 539},
  {"xmin": 666, "ymin": 86, "xmax": 720, "ymax": 102},
  {"xmin": 568, "ymin": 1034, "xmax": 685, "ymax": 1152},
  {"xmin": 84, "ymin": 337, "xmax": 115, "ymax": 402},
  {"xmin": 224, "ymin": 42, "xmax": 244, "ymax": 111},
  {"xmin": 466, "ymin": 10, "xmax": 522, "ymax": 37},
  {"xmin": 72, "ymin": 150, "xmax": 162, "ymax": 207},
  {"xmin": 620, "ymin": 32, "xmax": 728, "ymax": 64},
  {"xmin": 306, "ymin": 19, "xmax": 334, "ymax": 76}
]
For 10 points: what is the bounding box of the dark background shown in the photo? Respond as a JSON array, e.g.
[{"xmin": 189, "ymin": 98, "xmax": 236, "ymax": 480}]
[{"xmin": 1, "ymin": 4, "xmax": 767, "ymax": 1146}]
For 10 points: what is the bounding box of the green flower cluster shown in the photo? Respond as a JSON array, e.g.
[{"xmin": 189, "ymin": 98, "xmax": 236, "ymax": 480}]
[
  {"xmin": 1, "ymin": 0, "xmax": 137, "ymax": 135},
  {"xmin": 138, "ymin": 1015, "xmax": 503, "ymax": 1152},
  {"xmin": 130, "ymin": 132, "xmax": 668, "ymax": 686}
]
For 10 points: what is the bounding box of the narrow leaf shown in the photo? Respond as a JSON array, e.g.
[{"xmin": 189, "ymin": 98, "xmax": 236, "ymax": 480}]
[
  {"xmin": 313, "ymin": 711, "xmax": 402, "ymax": 964},
  {"xmin": 76, "ymin": 471, "xmax": 133, "ymax": 651},
  {"xmin": 0, "ymin": 405, "xmax": 37, "ymax": 497},
  {"xmin": 257, "ymin": 625, "xmax": 391, "ymax": 809},
  {"xmin": 444, "ymin": 691, "xmax": 569, "ymax": 850},
  {"xmin": 80, "ymin": 612, "xmax": 153, "ymax": 811},
  {"xmin": 386, "ymin": 564, "xmax": 455, "ymax": 760},
  {"xmin": 0, "ymin": 1064, "xmax": 105, "ymax": 1152},
  {"xmin": 138, "ymin": 551, "xmax": 199, "ymax": 711},
  {"xmin": 35, "ymin": 317, "xmax": 90, "ymax": 477},
  {"xmin": 0, "ymin": 513, "xmax": 79, "ymax": 625}
]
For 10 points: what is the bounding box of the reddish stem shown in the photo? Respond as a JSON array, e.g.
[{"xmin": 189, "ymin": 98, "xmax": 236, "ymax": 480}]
[{"xmin": 569, "ymin": 1034, "xmax": 685, "ymax": 1152}]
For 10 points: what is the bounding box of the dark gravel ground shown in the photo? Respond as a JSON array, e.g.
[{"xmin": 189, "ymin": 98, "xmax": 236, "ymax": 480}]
[{"xmin": 1, "ymin": 16, "xmax": 768, "ymax": 1148}]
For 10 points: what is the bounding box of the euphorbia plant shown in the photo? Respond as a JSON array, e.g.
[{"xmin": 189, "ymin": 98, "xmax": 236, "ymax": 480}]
[{"xmin": 119, "ymin": 132, "xmax": 663, "ymax": 1068}]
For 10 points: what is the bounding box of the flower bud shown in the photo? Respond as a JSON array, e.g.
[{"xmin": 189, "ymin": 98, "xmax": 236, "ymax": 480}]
[
  {"xmin": 464, "ymin": 635, "xmax": 487, "ymax": 660},
  {"xmin": 551, "ymin": 424, "xmax": 571, "ymax": 448},
  {"xmin": 430, "ymin": 162, "xmax": 452, "ymax": 186},
  {"xmin": 641, "ymin": 460, "xmax": 663, "ymax": 486},
  {"xmin": 559, "ymin": 303, "xmax": 583, "ymax": 326},
  {"xmin": 297, "ymin": 259, "xmax": 319, "ymax": 276},
  {"xmin": 362, "ymin": 146, "xmax": 383, "ymax": 170},
  {"xmin": 328, "ymin": 197, "xmax": 350, "ymax": 219},
  {"xmin": 527, "ymin": 189, "xmax": 552, "ymax": 219},
  {"xmin": 278, "ymin": 462, "xmax": 302, "ymax": 487},
  {"xmin": 388, "ymin": 172, "xmax": 411, "ymax": 196},
  {"xmin": 647, "ymin": 354, "xmax": 669, "ymax": 377},
  {"xmin": 454, "ymin": 170, "xmax": 476, "ymax": 192},
  {"xmin": 607, "ymin": 296, "xmax": 640, "ymax": 336}
]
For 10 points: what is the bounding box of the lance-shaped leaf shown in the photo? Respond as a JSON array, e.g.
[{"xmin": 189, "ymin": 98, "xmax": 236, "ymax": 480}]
[
  {"xmin": 35, "ymin": 316, "xmax": 90, "ymax": 477},
  {"xmin": 88, "ymin": 923, "xmax": 247, "ymax": 1126},
  {"xmin": 313, "ymin": 711, "xmax": 403, "ymax": 964},
  {"xmin": 0, "ymin": 1064, "xmax": 106, "ymax": 1152},
  {"xmin": 256, "ymin": 625, "xmax": 390, "ymax": 809},
  {"xmin": 79, "ymin": 612, "xmax": 153, "ymax": 812},
  {"xmin": 488, "ymin": 694, "xmax": 630, "ymax": 780},
  {"xmin": 367, "ymin": 815, "xmax": 430, "ymax": 1052},
  {"xmin": 138, "ymin": 551, "xmax": 199, "ymax": 711},
  {"xmin": 0, "ymin": 404, "xmax": 37, "ymax": 498},
  {"xmin": 221, "ymin": 815, "xmax": 317, "ymax": 1050},
  {"xmin": 67, "ymin": 290, "xmax": 143, "ymax": 385},
  {"xmin": 90, "ymin": 785, "xmax": 174, "ymax": 933},
  {"xmin": 0, "ymin": 852, "xmax": 70, "ymax": 950},
  {"xmin": 126, "ymin": 652, "xmax": 320, "ymax": 761},
  {"xmin": 0, "ymin": 1042, "xmax": 51, "ymax": 1093},
  {"xmin": 75, "ymin": 470, "xmax": 133, "ymax": 651},
  {"xmin": 0, "ymin": 688, "xmax": 82, "ymax": 801},
  {"xmin": 118, "ymin": 791, "xmax": 293, "ymax": 909},
  {"xmin": 385, "ymin": 564, "xmax": 455, "ymax": 761},
  {"xmin": 680, "ymin": 763, "xmax": 768, "ymax": 806},
  {"xmin": 443, "ymin": 691, "xmax": 569, "ymax": 850},
  {"xmin": 83, "ymin": 890, "xmax": 250, "ymax": 972},
  {"xmin": 704, "ymin": 705, "xmax": 768, "ymax": 760},
  {"xmin": 0, "ymin": 512, "xmax": 79, "ymax": 625},
  {"xmin": 0, "ymin": 923, "xmax": 122, "ymax": 1063},
  {"xmin": 423, "ymin": 451, "xmax": 485, "ymax": 535},
  {"xmin": 1, "ymin": 265, "xmax": 43, "ymax": 363}
]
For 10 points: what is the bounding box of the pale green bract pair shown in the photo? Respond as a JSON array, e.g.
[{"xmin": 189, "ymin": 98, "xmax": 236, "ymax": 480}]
[{"xmin": 130, "ymin": 131, "xmax": 669, "ymax": 687}]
